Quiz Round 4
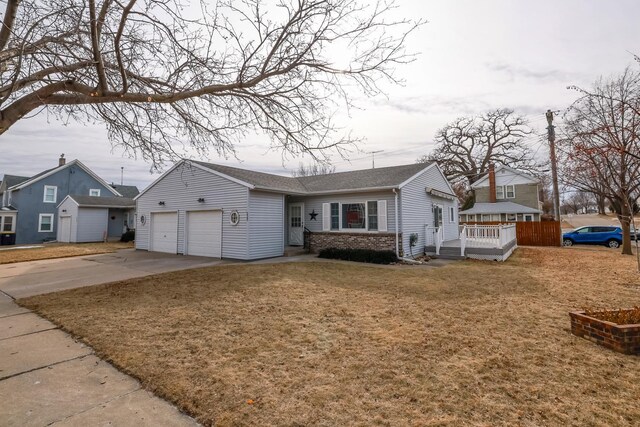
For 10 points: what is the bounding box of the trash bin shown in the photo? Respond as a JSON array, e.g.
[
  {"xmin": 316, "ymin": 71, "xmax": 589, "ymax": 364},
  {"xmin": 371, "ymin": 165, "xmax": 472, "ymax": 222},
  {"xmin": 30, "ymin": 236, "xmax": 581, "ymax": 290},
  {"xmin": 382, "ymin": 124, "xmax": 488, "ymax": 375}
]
[{"xmin": 0, "ymin": 233, "xmax": 16, "ymax": 245}]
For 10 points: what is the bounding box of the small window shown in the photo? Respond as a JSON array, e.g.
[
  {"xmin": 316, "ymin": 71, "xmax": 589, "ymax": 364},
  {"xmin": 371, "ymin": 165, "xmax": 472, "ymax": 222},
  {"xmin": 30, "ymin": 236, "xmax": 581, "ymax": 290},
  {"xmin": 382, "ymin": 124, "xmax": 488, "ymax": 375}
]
[
  {"xmin": 342, "ymin": 203, "xmax": 365, "ymax": 229},
  {"xmin": 1, "ymin": 216, "xmax": 13, "ymax": 232},
  {"xmin": 43, "ymin": 185, "xmax": 57, "ymax": 203},
  {"xmin": 230, "ymin": 210, "xmax": 240, "ymax": 225},
  {"xmin": 38, "ymin": 214, "xmax": 54, "ymax": 232},
  {"xmin": 506, "ymin": 213, "xmax": 517, "ymax": 221},
  {"xmin": 367, "ymin": 201, "xmax": 378, "ymax": 231},
  {"xmin": 506, "ymin": 185, "xmax": 515, "ymax": 198},
  {"xmin": 496, "ymin": 186, "xmax": 505, "ymax": 199},
  {"xmin": 89, "ymin": 189, "xmax": 101, "ymax": 196},
  {"xmin": 449, "ymin": 206, "xmax": 455, "ymax": 223},
  {"xmin": 330, "ymin": 203, "xmax": 339, "ymax": 230}
]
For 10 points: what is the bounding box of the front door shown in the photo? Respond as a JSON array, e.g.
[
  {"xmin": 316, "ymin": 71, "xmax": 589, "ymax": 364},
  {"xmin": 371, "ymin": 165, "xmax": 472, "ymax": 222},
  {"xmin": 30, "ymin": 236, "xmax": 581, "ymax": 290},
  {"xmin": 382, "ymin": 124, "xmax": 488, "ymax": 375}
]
[
  {"xmin": 433, "ymin": 204, "xmax": 443, "ymax": 228},
  {"xmin": 289, "ymin": 203, "xmax": 304, "ymax": 246}
]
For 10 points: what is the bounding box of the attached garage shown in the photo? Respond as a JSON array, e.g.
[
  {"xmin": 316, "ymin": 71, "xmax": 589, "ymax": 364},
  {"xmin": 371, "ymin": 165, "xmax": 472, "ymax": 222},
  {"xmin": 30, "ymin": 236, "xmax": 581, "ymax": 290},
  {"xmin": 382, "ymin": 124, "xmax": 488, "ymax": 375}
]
[
  {"xmin": 57, "ymin": 195, "xmax": 136, "ymax": 243},
  {"xmin": 186, "ymin": 210, "xmax": 222, "ymax": 258},
  {"xmin": 150, "ymin": 212, "xmax": 178, "ymax": 253}
]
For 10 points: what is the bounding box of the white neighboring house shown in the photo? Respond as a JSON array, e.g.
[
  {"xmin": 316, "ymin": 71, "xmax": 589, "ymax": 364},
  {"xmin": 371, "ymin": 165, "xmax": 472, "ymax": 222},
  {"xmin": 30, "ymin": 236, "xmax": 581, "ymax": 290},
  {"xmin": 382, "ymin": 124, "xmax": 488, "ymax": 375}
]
[
  {"xmin": 134, "ymin": 160, "xmax": 459, "ymax": 260},
  {"xmin": 57, "ymin": 195, "xmax": 136, "ymax": 242}
]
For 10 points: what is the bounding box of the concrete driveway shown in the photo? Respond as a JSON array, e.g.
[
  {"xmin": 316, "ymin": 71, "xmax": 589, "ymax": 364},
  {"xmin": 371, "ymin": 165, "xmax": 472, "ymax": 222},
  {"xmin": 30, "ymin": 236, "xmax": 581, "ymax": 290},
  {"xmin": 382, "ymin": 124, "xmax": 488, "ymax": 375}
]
[
  {"xmin": 0, "ymin": 248, "xmax": 228, "ymax": 299},
  {"xmin": 0, "ymin": 249, "xmax": 223, "ymax": 426}
]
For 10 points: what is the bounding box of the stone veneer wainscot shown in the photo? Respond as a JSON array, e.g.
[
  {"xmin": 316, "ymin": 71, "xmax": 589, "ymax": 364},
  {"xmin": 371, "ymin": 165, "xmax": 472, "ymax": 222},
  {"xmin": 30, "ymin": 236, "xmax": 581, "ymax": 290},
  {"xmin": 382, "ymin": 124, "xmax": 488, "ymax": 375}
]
[{"xmin": 309, "ymin": 232, "xmax": 402, "ymax": 254}]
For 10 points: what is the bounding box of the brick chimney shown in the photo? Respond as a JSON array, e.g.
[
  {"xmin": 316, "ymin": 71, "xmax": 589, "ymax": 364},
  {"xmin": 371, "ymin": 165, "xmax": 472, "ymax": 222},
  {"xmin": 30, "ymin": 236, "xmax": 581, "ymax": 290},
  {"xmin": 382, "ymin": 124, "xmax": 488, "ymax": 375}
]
[
  {"xmin": 58, "ymin": 154, "xmax": 66, "ymax": 167},
  {"xmin": 488, "ymin": 163, "xmax": 496, "ymax": 203}
]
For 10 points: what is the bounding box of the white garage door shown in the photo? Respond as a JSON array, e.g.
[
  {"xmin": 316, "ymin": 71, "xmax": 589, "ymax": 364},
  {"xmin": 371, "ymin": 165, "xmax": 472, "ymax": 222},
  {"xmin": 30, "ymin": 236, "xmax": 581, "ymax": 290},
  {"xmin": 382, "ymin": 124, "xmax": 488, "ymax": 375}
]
[
  {"xmin": 186, "ymin": 210, "xmax": 222, "ymax": 258},
  {"xmin": 151, "ymin": 212, "xmax": 178, "ymax": 253}
]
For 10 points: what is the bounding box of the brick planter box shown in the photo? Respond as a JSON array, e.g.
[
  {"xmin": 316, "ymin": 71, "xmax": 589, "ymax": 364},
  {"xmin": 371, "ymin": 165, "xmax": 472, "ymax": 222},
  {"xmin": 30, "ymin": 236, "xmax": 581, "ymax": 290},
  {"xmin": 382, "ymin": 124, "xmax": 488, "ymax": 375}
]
[
  {"xmin": 570, "ymin": 310, "xmax": 640, "ymax": 355},
  {"xmin": 309, "ymin": 232, "xmax": 401, "ymax": 254}
]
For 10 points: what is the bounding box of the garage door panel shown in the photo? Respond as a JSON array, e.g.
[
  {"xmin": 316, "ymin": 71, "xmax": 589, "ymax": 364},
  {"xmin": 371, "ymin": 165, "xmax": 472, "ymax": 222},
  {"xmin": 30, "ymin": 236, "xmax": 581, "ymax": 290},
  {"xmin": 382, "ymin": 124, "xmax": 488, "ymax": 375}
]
[
  {"xmin": 187, "ymin": 210, "xmax": 222, "ymax": 258},
  {"xmin": 151, "ymin": 212, "xmax": 178, "ymax": 254}
]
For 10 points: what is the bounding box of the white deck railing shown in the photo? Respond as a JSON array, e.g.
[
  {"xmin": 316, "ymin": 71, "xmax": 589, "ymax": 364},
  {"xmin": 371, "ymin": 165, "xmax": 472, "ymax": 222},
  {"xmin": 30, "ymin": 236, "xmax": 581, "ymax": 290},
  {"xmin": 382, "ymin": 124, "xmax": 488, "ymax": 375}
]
[
  {"xmin": 425, "ymin": 226, "xmax": 445, "ymax": 255},
  {"xmin": 460, "ymin": 224, "xmax": 517, "ymax": 251}
]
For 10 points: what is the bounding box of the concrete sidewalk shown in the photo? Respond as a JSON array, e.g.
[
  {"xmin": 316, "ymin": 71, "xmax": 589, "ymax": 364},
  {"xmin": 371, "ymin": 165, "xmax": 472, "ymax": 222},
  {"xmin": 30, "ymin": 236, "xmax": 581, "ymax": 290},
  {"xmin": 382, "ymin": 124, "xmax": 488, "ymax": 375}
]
[{"xmin": 0, "ymin": 292, "xmax": 199, "ymax": 426}]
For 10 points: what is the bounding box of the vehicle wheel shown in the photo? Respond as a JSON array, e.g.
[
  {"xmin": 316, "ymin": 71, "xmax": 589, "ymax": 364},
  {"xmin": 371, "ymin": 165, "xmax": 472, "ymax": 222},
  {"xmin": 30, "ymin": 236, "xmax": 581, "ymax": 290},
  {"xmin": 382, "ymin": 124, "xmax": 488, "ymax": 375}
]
[
  {"xmin": 607, "ymin": 239, "xmax": 621, "ymax": 249},
  {"xmin": 563, "ymin": 239, "xmax": 573, "ymax": 247}
]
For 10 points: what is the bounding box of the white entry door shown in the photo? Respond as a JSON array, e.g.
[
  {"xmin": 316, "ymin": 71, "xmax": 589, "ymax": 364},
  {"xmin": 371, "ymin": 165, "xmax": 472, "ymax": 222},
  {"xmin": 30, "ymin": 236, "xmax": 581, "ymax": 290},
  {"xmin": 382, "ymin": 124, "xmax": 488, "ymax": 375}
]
[
  {"xmin": 288, "ymin": 203, "xmax": 304, "ymax": 246},
  {"xmin": 150, "ymin": 212, "xmax": 178, "ymax": 253},
  {"xmin": 59, "ymin": 216, "xmax": 71, "ymax": 242},
  {"xmin": 186, "ymin": 210, "xmax": 222, "ymax": 258}
]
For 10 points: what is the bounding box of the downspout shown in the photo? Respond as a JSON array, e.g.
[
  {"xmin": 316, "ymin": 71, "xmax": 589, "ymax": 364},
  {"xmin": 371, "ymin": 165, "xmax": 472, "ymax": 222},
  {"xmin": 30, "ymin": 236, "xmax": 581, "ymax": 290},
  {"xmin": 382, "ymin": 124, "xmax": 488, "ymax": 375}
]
[{"xmin": 393, "ymin": 188, "xmax": 399, "ymax": 257}]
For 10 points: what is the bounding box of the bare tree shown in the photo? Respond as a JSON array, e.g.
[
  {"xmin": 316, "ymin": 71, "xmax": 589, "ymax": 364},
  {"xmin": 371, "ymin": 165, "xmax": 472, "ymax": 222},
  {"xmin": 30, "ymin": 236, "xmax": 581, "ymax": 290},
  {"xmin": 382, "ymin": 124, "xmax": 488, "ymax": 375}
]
[
  {"xmin": 562, "ymin": 68, "xmax": 640, "ymax": 255},
  {"xmin": 418, "ymin": 108, "xmax": 537, "ymax": 186},
  {"xmin": 0, "ymin": 0, "xmax": 420, "ymax": 168},
  {"xmin": 291, "ymin": 161, "xmax": 336, "ymax": 177}
]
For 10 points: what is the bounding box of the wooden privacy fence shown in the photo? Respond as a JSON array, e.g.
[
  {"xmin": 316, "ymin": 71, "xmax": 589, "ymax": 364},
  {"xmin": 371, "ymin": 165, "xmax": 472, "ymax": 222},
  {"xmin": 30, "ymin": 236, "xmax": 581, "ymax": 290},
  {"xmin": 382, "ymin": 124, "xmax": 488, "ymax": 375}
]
[{"xmin": 460, "ymin": 221, "xmax": 561, "ymax": 247}]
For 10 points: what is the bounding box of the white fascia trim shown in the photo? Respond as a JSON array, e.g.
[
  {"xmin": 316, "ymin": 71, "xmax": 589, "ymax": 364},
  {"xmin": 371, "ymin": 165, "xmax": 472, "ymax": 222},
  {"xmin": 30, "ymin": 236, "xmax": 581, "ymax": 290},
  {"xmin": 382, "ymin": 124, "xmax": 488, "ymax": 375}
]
[
  {"xmin": 56, "ymin": 195, "xmax": 79, "ymax": 209},
  {"xmin": 134, "ymin": 160, "xmax": 255, "ymax": 201},
  {"xmin": 471, "ymin": 165, "xmax": 538, "ymax": 189},
  {"xmin": 398, "ymin": 162, "xmax": 438, "ymax": 189},
  {"xmin": 255, "ymin": 186, "xmax": 397, "ymax": 196},
  {"xmin": 186, "ymin": 161, "xmax": 256, "ymax": 189},
  {"xmin": 8, "ymin": 160, "xmax": 122, "ymax": 197}
]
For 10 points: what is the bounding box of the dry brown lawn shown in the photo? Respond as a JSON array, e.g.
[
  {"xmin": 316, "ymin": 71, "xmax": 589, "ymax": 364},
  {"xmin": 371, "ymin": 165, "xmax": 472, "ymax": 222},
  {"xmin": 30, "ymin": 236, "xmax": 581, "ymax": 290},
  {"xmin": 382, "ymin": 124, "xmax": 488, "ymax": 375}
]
[
  {"xmin": 19, "ymin": 247, "xmax": 640, "ymax": 426},
  {"xmin": 0, "ymin": 241, "xmax": 133, "ymax": 264}
]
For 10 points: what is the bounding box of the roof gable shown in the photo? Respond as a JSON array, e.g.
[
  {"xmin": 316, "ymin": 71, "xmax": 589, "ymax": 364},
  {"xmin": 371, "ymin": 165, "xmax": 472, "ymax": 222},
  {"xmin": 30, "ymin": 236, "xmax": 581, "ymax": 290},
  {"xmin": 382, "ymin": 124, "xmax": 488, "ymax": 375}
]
[
  {"xmin": 471, "ymin": 165, "xmax": 538, "ymax": 188},
  {"xmin": 8, "ymin": 160, "xmax": 122, "ymax": 196}
]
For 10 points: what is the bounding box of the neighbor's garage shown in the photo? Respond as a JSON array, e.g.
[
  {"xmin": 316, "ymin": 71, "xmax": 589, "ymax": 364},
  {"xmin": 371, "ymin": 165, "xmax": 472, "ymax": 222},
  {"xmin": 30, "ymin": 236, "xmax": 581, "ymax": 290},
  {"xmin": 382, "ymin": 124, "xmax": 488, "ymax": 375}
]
[
  {"xmin": 150, "ymin": 212, "xmax": 178, "ymax": 253},
  {"xmin": 186, "ymin": 210, "xmax": 222, "ymax": 258}
]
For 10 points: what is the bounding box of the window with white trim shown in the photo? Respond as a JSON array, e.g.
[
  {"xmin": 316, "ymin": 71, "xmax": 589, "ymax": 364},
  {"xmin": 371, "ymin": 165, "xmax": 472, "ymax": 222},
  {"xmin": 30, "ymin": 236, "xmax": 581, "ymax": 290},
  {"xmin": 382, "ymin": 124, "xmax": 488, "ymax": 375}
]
[
  {"xmin": 43, "ymin": 185, "xmax": 57, "ymax": 203},
  {"xmin": 89, "ymin": 189, "xmax": 101, "ymax": 196},
  {"xmin": 342, "ymin": 203, "xmax": 366, "ymax": 229},
  {"xmin": 1, "ymin": 215, "xmax": 14, "ymax": 232},
  {"xmin": 449, "ymin": 206, "xmax": 455, "ymax": 223},
  {"xmin": 330, "ymin": 203, "xmax": 339, "ymax": 230},
  {"xmin": 38, "ymin": 214, "xmax": 54, "ymax": 232},
  {"xmin": 496, "ymin": 185, "xmax": 505, "ymax": 199},
  {"xmin": 506, "ymin": 213, "xmax": 517, "ymax": 221},
  {"xmin": 506, "ymin": 184, "xmax": 515, "ymax": 198}
]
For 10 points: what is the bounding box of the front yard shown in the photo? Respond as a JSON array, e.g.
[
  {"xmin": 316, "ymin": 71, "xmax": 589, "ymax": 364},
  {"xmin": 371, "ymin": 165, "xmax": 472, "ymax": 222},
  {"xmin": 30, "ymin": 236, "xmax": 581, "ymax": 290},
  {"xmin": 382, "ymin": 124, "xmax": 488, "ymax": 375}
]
[
  {"xmin": 0, "ymin": 241, "xmax": 133, "ymax": 264},
  {"xmin": 19, "ymin": 247, "xmax": 640, "ymax": 426}
]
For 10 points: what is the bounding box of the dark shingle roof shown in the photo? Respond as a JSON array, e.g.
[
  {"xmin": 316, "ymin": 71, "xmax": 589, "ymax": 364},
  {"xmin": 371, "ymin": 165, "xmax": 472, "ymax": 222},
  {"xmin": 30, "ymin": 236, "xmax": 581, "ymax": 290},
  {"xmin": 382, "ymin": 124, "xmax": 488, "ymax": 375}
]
[
  {"xmin": 192, "ymin": 161, "xmax": 434, "ymax": 194},
  {"xmin": 2, "ymin": 174, "xmax": 30, "ymax": 189},
  {"xmin": 192, "ymin": 161, "xmax": 308, "ymax": 193},
  {"xmin": 110, "ymin": 184, "xmax": 139, "ymax": 198},
  {"xmin": 68, "ymin": 195, "xmax": 135, "ymax": 208}
]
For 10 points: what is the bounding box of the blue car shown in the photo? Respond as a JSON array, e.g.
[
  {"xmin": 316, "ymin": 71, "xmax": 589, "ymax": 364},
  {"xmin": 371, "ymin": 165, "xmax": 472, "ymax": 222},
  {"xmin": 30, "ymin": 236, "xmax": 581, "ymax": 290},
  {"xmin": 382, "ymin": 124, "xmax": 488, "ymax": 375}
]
[{"xmin": 562, "ymin": 226, "xmax": 623, "ymax": 248}]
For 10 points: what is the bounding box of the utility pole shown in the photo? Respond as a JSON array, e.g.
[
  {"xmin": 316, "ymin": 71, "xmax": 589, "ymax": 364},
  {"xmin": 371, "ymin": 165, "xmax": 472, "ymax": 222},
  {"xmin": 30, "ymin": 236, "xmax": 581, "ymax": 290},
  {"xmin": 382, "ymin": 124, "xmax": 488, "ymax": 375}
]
[
  {"xmin": 120, "ymin": 167, "xmax": 124, "ymax": 185},
  {"xmin": 368, "ymin": 150, "xmax": 384, "ymax": 168},
  {"xmin": 546, "ymin": 110, "xmax": 562, "ymax": 244}
]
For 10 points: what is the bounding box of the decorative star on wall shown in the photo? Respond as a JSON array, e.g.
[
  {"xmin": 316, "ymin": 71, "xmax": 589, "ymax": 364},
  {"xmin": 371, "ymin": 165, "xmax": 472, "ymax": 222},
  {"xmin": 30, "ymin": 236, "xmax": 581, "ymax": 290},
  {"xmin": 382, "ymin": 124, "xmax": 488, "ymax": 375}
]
[{"xmin": 309, "ymin": 210, "xmax": 318, "ymax": 221}]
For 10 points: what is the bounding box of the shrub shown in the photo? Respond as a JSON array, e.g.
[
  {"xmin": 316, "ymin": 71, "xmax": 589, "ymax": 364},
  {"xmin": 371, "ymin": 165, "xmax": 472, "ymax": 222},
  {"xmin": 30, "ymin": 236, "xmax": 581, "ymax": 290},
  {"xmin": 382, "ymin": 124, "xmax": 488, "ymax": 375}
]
[
  {"xmin": 318, "ymin": 247, "xmax": 398, "ymax": 264},
  {"xmin": 120, "ymin": 230, "xmax": 135, "ymax": 242}
]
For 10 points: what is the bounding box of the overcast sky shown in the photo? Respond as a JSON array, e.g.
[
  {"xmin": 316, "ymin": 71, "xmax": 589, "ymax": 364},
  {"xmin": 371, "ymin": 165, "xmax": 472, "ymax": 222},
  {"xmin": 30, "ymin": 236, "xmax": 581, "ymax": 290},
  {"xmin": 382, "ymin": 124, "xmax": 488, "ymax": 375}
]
[{"xmin": 2, "ymin": 0, "xmax": 639, "ymax": 191}]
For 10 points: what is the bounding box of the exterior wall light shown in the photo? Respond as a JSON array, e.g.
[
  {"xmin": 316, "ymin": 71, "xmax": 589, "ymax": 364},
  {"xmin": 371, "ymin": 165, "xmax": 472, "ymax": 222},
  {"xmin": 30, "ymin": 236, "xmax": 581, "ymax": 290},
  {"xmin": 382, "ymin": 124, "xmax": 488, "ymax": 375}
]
[
  {"xmin": 158, "ymin": 201, "xmax": 165, "ymax": 206},
  {"xmin": 197, "ymin": 198, "xmax": 205, "ymax": 203}
]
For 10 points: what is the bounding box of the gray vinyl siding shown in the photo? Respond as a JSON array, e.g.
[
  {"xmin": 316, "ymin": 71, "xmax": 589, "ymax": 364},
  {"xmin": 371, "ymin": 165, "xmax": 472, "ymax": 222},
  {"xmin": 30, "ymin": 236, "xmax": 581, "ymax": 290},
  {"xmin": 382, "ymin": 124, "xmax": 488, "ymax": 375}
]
[
  {"xmin": 248, "ymin": 191, "xmax": 285, "ymax": 259},
  {"xmin": 10, "ymin": 165, "xmax": 117, "ymax": 244},
  {"xmin": 136, "ymin": 163, "xmax": 250, "ymax": 259},
  {"xmin": 400, "ymin": 165, "xmax": 459, "ymax": 255},
  {"xmin": 76, "ymin": 208, "xmax": 109, "ymax": 242},
  {"xmin": 288, "ymin": 190, "xmax": 397, "ymax": 240}
]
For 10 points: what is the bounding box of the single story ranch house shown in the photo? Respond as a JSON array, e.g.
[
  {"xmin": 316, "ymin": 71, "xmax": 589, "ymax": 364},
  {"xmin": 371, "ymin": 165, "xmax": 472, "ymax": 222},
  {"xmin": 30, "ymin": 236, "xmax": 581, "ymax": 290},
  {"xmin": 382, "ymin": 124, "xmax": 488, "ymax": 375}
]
[{"xmin": 134, "ymin": 160, "xmax": 459, "ymax": 260}]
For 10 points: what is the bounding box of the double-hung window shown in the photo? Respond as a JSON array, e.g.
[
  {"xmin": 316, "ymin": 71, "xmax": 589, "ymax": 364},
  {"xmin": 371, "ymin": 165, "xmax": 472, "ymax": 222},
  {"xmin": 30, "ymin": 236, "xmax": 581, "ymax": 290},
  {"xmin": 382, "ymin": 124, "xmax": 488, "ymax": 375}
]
[
  {"xmin": 367, "ymin": 201, "xmax": 378, "ymax": 231},
  {"xmin": 43, "ymin": 185, "xmax": 57, "ymax": 203},
  {"xmin": 38, "ymin": 214, "xmax": 54, "ymax": 232},
  {"xmin": 506, "ymin": 185, "xmax": 515, "ymax": 198},
  {"xmin": 89, "ymin": 189, "xmax": 101, "ymax": 196},
  {"xmin": 1, "ymin": 216, "xmax": 13, "ymax": 232},
  {"xmin": 330, "ymin": 203, "xmax": 339, "ymax": 230},
  {"xmin": 496, "ymin": 185, "xmax": 505, "ymax": 199}
]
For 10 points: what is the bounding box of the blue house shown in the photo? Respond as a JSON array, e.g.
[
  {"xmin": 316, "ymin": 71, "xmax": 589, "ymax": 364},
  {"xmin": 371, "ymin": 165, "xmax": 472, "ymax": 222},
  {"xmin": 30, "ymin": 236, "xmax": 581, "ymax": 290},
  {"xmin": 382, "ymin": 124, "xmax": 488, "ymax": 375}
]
[{"xmin": 0, "ymin": 155, "xmax": 134, "ymax": 244}]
